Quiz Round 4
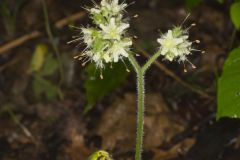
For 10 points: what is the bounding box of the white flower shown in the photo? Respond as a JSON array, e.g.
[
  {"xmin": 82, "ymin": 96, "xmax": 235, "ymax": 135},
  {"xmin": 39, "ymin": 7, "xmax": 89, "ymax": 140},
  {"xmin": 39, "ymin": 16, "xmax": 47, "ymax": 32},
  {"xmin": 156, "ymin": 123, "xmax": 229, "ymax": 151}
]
[
  {"xmin": 72, "ymin": 0, "xmax": 132, "ymax": 70},
  {"xmin": 81, "ymin": 28, "xmax": 95, "ymax": 46},
  {"xmin": 100, "ymin": 18, "xmax": 129, "ymax": 40},
  {"xmin": 90, "ymin": 8, "xmax": 101, "ymax": 14},
  {"xmin": 157, "ymin": 27, "xmax": 193, "ymax": 62},
  {"xmin": 109, "ymin": 38, "xmax": 132, "ymax": 62},
  {"xmin": 101, "ymin": 0, "xmax": 127, "ymax": 15}
]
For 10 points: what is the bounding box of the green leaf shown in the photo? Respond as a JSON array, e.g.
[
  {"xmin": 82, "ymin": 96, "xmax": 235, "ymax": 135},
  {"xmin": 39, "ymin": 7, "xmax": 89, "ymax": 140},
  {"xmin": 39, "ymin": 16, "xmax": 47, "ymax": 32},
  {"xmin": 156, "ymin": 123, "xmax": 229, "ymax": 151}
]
[
  {"xmin": 217, "ymin": 48, "xmax": 240, "ymax": 119},
  {"xmin": 230, "ymin": 2, "xmax": 240, "ymax": 30},
  {"xmin": 185, "ymin": 0, "xmax": 202, "ymax": 10},
  {"xmin": 33, "ymin": 75, "xmax": 62, "ymax": 101},
  {"xmin": 29, "ymin": 44, "xmax": 48, "ymax": 73},
  {"xmin": 84, "ymin": 62, "xmax": 128, "ymax": 113},
  {"xmin": 40, "ymin": 54, "xmax": 59, "ymax": 76}
]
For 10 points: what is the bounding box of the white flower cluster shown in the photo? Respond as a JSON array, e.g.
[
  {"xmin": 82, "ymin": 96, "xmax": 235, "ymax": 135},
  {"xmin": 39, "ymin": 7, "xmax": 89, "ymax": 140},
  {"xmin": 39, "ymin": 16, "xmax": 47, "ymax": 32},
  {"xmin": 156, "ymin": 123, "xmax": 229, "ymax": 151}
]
[
  {"xmin": 157, "ymin": 26, "xmax": 199, "ymax": 64},
  {"xmin": 73, "ymin": 0, "xmax": 132, "ymax": 69}
]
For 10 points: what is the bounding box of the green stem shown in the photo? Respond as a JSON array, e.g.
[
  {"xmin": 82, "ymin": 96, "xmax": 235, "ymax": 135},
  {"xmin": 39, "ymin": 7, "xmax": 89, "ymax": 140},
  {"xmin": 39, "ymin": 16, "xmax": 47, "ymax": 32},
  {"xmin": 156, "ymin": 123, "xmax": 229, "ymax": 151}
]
[
  {"xmin": 136, "ymin": 70, "xmax": 145, "ymax": 160},
  {"xmin": 129, "ymin": 51, "xmax": 163, "ymax": 160},
  {"xmin": 142, "ymin": 51, "xmax": 161, "ymax": 73},
  {"xmin": 128, "ymin": 53, "xmax": 141, "ymax": 73},
  {"xmin": 128, "ymin": 54, "xmax": 145, "ymax": 160}
]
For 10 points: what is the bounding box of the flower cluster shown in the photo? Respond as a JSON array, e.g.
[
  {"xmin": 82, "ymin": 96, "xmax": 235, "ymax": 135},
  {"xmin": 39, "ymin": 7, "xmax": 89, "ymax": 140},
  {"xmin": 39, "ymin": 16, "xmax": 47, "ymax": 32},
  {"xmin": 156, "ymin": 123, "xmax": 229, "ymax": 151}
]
[
  {"xmin": 157, "ymin": 25, "xmax": 202, "ymax": 71},
  {"xmin": 71, "ymin": 0, "xmax": 132, "ymax": 72}
]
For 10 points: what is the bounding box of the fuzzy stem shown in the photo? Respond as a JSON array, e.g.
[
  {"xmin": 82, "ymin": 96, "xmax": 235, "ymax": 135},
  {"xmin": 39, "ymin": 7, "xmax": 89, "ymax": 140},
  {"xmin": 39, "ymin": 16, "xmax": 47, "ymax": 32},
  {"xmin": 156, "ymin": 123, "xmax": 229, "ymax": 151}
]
[
  {"xmin": 128, "ymin": 54, "xmax": 145, "ymax": 160},
  {"xmin": 128, "ymin": 53, "xmax": 141, "ymax": 73},
  {"xmin": 142, "ymin": 51, "xmax": 161, "ymax": 73},
  {"xmin": 129, "ymin": 50, "xmax": 163, "ymax": 160},
  {"xmin": 135, "ymin": 70, "xmax": 145, "ymax": 160}
]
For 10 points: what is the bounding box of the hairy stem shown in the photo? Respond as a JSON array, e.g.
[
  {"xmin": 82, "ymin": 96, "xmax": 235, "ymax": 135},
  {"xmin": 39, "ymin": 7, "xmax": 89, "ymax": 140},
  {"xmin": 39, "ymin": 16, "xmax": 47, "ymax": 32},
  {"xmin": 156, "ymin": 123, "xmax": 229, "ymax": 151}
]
[
  {"xmin": 142, "ymin": 51, "xmax": 161, "ymax": 72},
  {"xmin": 128, "ymin": 54, "xmax": 145, "ymax": 160},
  {"xmin": 129, "ymin": 50, "xmax": 163, "ymax": 160},
  {"xmin": 135, "ymin": 70, "xmax": 145, "ymax": 160}
]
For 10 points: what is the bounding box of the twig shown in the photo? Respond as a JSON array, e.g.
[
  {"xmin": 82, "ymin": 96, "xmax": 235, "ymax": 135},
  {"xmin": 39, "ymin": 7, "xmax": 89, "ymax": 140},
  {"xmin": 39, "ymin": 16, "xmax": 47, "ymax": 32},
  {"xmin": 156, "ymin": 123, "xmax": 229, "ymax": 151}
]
[
  {"xmin": 134, "ymin": 44, "xmax": 214, "ymax": 99},
  {"xmin": 6, "ymin": 108, "xmax": 35, "ymax": 141},
  {"xmin": 0, "ymin": 31, "xmax": 41, "ymax": 55},
  {"xmin": 0, "ymin": 11, "xmax": 86, "ymax": 55},
  {"xmin": 0, "ymin": 58, "xmax": 18, "ymax": 72},
  {"xmin": 55, "ymin": 11, "xmax": 87, "ymax": 29}
]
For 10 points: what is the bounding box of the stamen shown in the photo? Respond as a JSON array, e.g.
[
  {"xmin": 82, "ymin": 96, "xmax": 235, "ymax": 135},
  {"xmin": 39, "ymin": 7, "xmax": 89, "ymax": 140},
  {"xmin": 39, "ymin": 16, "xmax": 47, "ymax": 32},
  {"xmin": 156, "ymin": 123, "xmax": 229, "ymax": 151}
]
[
  {"xmin": 68, "ymin": 25, "xmax": 81, "ymax": 30},
  {"xmin": 100, "ymin": 70, "xmax": 103, "ymax": 79},
  {"xmin": 121, "ymin": 58, "xmax": 130, "ymax": 72},
  {"xmin": 82, "ymin": 59, "xmax": 90, "ymax": 66},
  {"xmin": 183, "ymin": 62, "xmax": 187, "ymax": 72},
  {"xmin": 186, "ymin": 59, "xmax": 196, "ymax": 69},
  {"xmin": 186, "ymin": 23, "xmax": 196, "ymax": 31},
  {"xmin": 201, "ymin": 51, "xmax": 205, "ymax": 54},
  {"xmin": 191, "ymin": 49, "xmax": 202, "ymax": 52},
  {"xmin": 180, "ymin": 13, "xmax": 191, "ymax": 26},
  {"xmin": 91, "ymin": 0, "xmax": 98, "ymax": 6},
  {"xmin": 67, "ymin": 38, "xmax": 82, "ymax": 44},
  {"xmin": 72, "ymin": 36, "xmax": 80, "ymax": 38},
  {"xmin": 74, "ymin": 55, "xmax": 81, "ymax": 59}
]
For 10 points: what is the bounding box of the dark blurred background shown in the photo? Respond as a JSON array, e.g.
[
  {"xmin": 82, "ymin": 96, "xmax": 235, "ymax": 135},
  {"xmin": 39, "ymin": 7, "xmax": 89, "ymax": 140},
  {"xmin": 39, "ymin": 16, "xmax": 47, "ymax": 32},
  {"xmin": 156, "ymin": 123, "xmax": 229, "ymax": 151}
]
[{"xmin": 0, "ymin": 0, "xmax": 240, "ymax": 160}]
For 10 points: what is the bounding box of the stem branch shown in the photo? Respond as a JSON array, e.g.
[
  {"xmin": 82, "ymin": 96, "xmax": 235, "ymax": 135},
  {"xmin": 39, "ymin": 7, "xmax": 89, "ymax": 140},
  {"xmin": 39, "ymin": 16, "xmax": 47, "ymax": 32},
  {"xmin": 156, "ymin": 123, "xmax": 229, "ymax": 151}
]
[{"xmin": 142, "ymin": 51, "xmax": 161, "ymax": 72}]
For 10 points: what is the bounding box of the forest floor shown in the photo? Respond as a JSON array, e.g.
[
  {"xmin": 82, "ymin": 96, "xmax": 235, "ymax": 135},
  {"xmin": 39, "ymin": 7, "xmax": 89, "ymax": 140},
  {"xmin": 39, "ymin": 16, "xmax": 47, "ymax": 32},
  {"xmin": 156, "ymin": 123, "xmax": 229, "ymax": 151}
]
[{"xmin": 0, "ymin": 0, "xmax": 240, "ymax": 160}]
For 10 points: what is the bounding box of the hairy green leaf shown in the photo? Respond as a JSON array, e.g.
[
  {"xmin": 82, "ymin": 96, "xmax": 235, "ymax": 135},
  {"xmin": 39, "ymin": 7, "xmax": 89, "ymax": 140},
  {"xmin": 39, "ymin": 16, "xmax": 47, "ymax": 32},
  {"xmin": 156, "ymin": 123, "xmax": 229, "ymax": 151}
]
[{"xmin": 217, "ymin": 48, "xmax": 240, "ymax": 119}]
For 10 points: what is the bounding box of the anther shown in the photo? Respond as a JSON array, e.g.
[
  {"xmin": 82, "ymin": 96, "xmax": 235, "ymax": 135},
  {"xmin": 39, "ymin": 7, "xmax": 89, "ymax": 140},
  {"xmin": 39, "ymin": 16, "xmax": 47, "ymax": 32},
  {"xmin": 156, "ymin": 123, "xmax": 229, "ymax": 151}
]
[
  {"xmin": 133, "ymin": 14, "xmax": 138, "ymax": 18},
  {"xmin": 134, "ymin": 35, "xmax": 138, "ymax": 39},
  {"xmin": 201, "ymin": 51, "xmax": 205, "ymax": 54},
  {"xmin": 195, "ymin": 40, "xmax": 200, "ymax": 43},
  {"xmin": 191, "ymin": 23, "xmax": 196, "ymax": 26}
]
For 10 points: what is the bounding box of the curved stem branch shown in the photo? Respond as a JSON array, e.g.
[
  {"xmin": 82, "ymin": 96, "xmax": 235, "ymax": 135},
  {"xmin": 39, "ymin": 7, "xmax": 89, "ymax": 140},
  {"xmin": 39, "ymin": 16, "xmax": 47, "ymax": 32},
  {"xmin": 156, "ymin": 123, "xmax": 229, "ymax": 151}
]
[
  {"xmin": 142, "ymin": 51, "xmax": 161, "ymax": 73},
  {"xmin": 128, "ymin": 53, "xmax": 141, "ymax": 73}
]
